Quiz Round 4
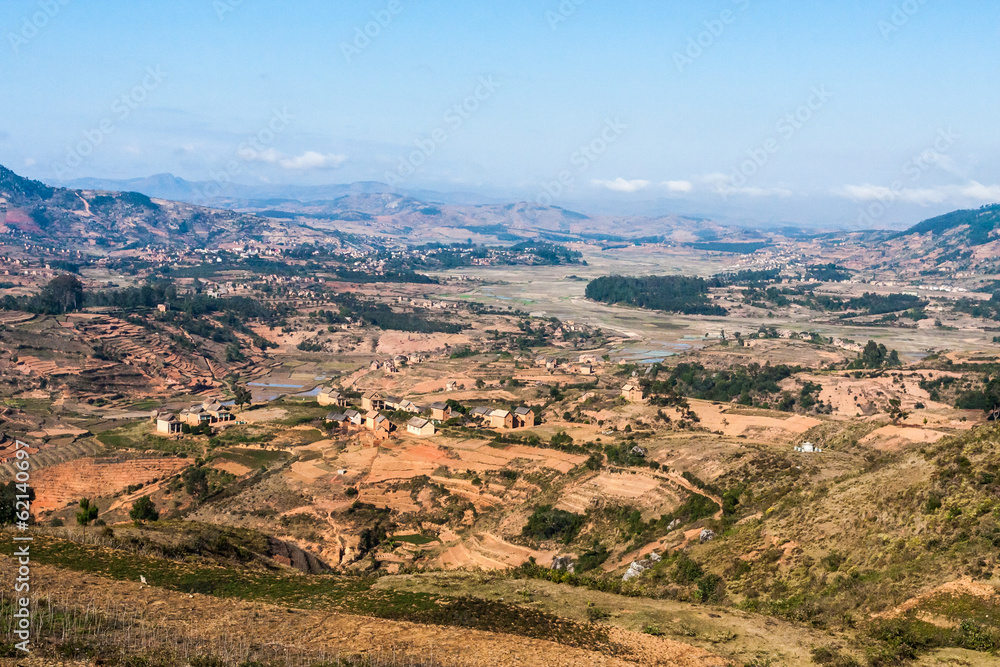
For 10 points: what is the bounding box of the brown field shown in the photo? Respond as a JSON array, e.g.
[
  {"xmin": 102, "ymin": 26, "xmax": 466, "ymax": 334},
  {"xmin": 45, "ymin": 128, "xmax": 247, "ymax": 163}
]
[{"xmin": 31, "ymin": 455, "xmax": 190, "ymax": 512}]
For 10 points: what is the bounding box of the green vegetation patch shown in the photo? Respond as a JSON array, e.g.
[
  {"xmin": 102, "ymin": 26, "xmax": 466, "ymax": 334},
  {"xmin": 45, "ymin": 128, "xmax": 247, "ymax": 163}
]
[
  {"xmin": 217, "ymin": 447, "xmax": 289, "ymax": 469},
  {"xmin": 585, "ymin": 275, "xmax": 727, "ymax": 316},
  {"xmin": 97, "ymin": 422, "xmax": 199, "ymax": 455},
  {"xmin": 522, "ymin": 505, "xmax": 585, "ymax": 544},
  {"xmin": 391, "ymin": 533, "xmax": 437, "ymax": 545}
]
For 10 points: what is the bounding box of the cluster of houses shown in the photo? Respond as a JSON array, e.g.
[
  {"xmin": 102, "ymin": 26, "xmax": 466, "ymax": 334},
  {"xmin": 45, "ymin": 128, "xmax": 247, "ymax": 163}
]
[
  {"xmin": 153, "ymin": 400, "xmax": 235, "ymax": 434},
  {"xmin": 319, "ymin": 387, "xmax": 540, "ymax": 442},
  {"xmin": 533, "ymin": 353, "xmax": 603, "ymax": 376},
  {"xmin": 152, "ymin": 374, "xmax": 657, "ymax": 442},
  {"xmin": 152, "ymin": 370, "xmax": 598, "ymax": 445},
  {"xmin": 466, "ymin": 405, "xmax": 537, "ymax": 429},
  {"xmin": 323, "ymin": 409, "xmax": 363, "ymax": 429}
]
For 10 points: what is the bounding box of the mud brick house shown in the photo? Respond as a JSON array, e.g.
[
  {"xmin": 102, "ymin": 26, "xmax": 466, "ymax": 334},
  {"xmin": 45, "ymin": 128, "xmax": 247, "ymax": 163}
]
[
  {"xmin": 621, "ymin": 384, "xmax": 645, "ymax": 403},
  {"xmin": 385, "ymin": 396, "xmax": 420, "ymax": 413},
  {"xmin": 155, "ymin": 413, "xmax": 181, "ymax": 434},
  {"xmin": 325, "ymin": 412, "xmax": 349, "ymax": 427},
  {"xmin": 469, "ymin": 406, "xmax": 491, "ymax": 421},
  {"xmin": 429, "ymin": 402, "xmax": 452, "ymax": 421},
  {"xmin": 344, "ymin": 409, "xmax": 362, "ymax": 426},
  {"xmin": 178, "ymin": 400, "xmax": 234, "ymax": 427},
  {"xmin": 368, "ymin": 413, "xmax": 394, "ymax": 440},
  {"xmin": 513, "ymin": 406, "xmax": 536, "ymax": 428},
  {"xmin": 396, "ymin": 399, "xmax": 421, "ymax": 414},
  {"xmin": 0, "ymin": 433, "xmax": 37, "ymax": 464},
  {"xmin": 318, "ymin": 387, "xmax": 347, "ymax": 407},
  {"xmin": 361, "ymin": 391, "xmax": 385, "ymax": 411},
  {"xmin": 489, "ymin": 409, "xmax": 515, "ymax": 430},
  {"xmin": 406, "ymin": 417, "xmax": 435, "ymax": 437}
]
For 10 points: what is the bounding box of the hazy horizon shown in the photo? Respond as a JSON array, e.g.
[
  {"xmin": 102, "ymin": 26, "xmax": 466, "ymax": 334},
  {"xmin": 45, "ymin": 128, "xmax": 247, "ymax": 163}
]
[{"xmin": 3, "ymin": 0, "xmax": 999, "ymax": 228}]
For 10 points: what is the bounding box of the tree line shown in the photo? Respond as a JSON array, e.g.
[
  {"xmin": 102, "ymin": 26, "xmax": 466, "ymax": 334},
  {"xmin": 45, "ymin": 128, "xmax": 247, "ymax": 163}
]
[
  {"xmin": 641, "ymin": 361, "xmax": 800, "ymax": 407},
  {"xmin": 585, "ymin": 275, "xmax": 727, "ymax": 316}
]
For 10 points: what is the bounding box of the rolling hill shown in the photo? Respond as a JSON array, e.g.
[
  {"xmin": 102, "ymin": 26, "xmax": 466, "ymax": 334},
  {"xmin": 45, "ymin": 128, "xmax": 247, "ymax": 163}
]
[
  {"xmin": 895, "ymin": 204, "xmax": 1000, "ymax": 246},
  {"xmin": 2, "ymin": 164, "xmax": 763, "ymax": 251},
  {"xmin": 844, "ymin": 203, "xmax": 1000, "ymax": 279},
  {"xmin": 0, "ymin": 164, "xmax": 287, "ymax": 251}
]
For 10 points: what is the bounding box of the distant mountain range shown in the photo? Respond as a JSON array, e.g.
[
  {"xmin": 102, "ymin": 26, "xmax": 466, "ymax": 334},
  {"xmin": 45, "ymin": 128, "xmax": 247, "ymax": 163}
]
[
  {"xmin": 56, "ymin": 173, "xmax": 495, "ymax": 209},
  {"xmin": 13, "ymin": 164, "xmax": 996, "ymax": 258},
  {"xmin": 0, "ymin": 164, "xmax": 290, "ymax": 251},
  {"xmin": 1, "ymin": 164, "xmax": 750, "ymax": 251}
]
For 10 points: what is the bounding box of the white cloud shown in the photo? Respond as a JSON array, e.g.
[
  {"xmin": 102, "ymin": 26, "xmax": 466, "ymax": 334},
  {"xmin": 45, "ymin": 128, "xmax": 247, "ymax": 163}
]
[
  {"xmin": 278, "ymin": 151, "xmax": 347, "ymax": 170},
  {"xmin": 834, "ymin": 181, "xmax": 1000, "ymax": 206},
  {"xmin": 662, "ymin": 180, "xmax": 693, "ymax": 193},
  {"xmin": 23, "ymin": 158, "xmax": 35, "ymax": 167},
  {"xmin": 591, "ymin": 178, "xmax": 650, "ymax": 193},
  {"xmin": 255, "ymin": 148, "xmax": 280, "ymax": 163},
  {"xmin": 250, "ymin": 149, "xmax": 347, "ymax": 170},
  {"xmin": 956, "ymin": 181, "xmax": 1000, "ymax": 202}
]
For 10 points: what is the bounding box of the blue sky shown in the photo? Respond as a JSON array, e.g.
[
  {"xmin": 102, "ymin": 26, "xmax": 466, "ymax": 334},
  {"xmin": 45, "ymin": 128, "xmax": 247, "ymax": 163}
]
[{"xmin": 1, "ymin": 0, "xmax": 998, "ymax": 227}]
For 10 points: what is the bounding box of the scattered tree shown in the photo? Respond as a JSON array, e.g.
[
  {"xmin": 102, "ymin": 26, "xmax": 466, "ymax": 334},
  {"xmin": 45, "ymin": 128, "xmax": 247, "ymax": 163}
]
[
  {"xmin": 182, "ymin": 467, "xmax": 210, "ymax": 498},
  {"xmin": 76, "ymin": 497, "xmax": 99, "ymax": 543},
  {"xmin": 233, "ymin": 383, "xmax": 252, "ymax": 410},
  {"xmin": 129, "ymin": 495, "xmax": 160, "ymax": 525}
]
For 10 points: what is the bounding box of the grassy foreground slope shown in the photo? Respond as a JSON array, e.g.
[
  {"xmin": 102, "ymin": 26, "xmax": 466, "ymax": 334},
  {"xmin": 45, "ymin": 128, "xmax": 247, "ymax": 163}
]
[
  {"xmin": 0, "ymin": 529, "xmax": 724, "ymax": 667},
  {"xmin": 676, "ymin": 421, "xmax": 1000, "ymax": 664}
]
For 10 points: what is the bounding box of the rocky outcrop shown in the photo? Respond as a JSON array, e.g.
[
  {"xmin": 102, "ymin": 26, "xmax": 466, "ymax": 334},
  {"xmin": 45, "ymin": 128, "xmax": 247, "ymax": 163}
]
[
  {"xmin": 267, "ymin": 537, "xmax": 330, "ymax": 574},
  {"xmin": 550, "ymin": 555, "xmax": 575, "ymax": 573}
]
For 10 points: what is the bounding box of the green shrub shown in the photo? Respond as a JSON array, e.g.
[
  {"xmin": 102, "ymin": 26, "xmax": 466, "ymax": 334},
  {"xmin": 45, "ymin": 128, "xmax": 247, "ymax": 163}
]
[
  {"xmin": 673, "ymin": 552, "xmax": 704, "ymax": 584},
  {"xmin": 697, "ymin": 573, "xmax": 725, "ymax": 602},
  {"xmin": 522, "ymin": 506, "xmax": 584, "ymax": 544},
  {"xmin": 924, "ymin": 494, "xmax": 942, "ymax": 513},
  {"xmin": 576, "ymin": 541, "xmax": 610, "ymax": 573},
  {"xmin": 585, "ymin": 602, "xmax": 610, "ymax": 622}
]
